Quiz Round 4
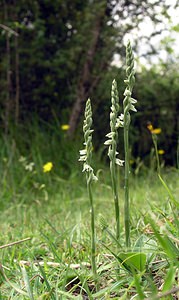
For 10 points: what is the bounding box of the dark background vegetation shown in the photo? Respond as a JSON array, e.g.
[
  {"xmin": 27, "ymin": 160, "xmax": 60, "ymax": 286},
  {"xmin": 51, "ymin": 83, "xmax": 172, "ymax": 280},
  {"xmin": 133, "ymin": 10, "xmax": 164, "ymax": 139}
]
[{"xmin": 0, "ymin": 0, "xmax": 178, "ymax": 171}]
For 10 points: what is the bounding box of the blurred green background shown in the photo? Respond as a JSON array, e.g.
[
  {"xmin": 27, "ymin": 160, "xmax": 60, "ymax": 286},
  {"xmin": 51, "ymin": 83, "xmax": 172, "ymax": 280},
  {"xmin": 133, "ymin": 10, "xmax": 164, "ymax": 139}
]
[{"xmin": 0, "ymin": 0, "xmax": 178, "ymax": 174}]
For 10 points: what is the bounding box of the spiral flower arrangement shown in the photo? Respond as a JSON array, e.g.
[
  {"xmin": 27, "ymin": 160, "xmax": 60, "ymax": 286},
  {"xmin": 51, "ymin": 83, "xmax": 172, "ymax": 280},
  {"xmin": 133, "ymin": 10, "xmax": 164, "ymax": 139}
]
[
  {"xmin": 79, "ymin": 98, "xmax": 97, "ymax": 280},
  {"xmin": 123, "ymin": 41, "xmax": 137, "ymax": 247},
  {"xmin": 104, "ymin": 79, "xmax": 124, "ymax": 241}
]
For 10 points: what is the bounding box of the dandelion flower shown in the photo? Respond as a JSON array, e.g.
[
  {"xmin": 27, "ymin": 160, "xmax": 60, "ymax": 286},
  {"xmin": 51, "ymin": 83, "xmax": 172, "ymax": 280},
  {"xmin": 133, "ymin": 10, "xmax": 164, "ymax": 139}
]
[
  {"xmin": 61, "ymin": 124, "xmax": 70, "ymax": 131},
  {"xmin": 158, "ymin": 149, "xmax": 165, "ymax": 155},
  {"xmin": 147, "ymin": 124, "xmax": 153, "ymax": 132},
  {"xmin": 43, "ymin": 162, "xmax": 53, "ymax": 173},
  {"xmin": 147, "ymin": 123, "xmax": 162, "ymax": 134},
  {"xmin": 151, "ymin": 128, "xmax": 162, "ymax": 134}
]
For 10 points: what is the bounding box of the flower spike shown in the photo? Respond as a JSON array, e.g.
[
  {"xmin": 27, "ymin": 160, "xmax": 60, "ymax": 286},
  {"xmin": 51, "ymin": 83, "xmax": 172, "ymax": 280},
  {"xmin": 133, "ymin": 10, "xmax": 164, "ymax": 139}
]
[
  {"xmin": 79, "ymin": 98, "xmax": 98, "ymax": 281},
  {"xmin": 104, "ymin": 79, "xmax": 124, "ymax": 242},
  {"xmin": 123, "ymin": 40, "xmax": 137, "ymax": 248},
  {"xmin": 79, "ymin": 99, "xmax": 98, "ymax": 182}
]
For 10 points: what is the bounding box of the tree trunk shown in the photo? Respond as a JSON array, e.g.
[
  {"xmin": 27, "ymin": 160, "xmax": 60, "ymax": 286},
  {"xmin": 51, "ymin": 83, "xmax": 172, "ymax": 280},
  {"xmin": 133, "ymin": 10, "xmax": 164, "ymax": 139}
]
[
  {"xmin": 15, "ymin": 28, "xmax": 20, "ymax": 125},
  {"xmin": 68, "ymin": 7, "xmax": 106, "ymax": 137},
  {"xmin": 4, "ymin": 0, "xmax": 11, "ymax": 135}
]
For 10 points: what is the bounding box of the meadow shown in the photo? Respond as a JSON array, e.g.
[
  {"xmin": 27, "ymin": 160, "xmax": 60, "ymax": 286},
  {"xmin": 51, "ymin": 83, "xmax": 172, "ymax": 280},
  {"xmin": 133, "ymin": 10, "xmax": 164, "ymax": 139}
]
[
  {"xmin": 0, "ymin": 154, "xmax": 178, "ymax": 299},
  {"xmin": 0, "ymin": 42, "xmax": 179, "ymax": 299}
]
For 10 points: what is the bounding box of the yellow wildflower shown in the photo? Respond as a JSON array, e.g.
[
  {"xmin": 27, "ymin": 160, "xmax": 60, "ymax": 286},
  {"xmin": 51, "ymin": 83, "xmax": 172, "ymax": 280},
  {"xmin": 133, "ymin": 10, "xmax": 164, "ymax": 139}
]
[
  {"xmin": 151, "ymin": 128, "xmax": 162, "ymax": 134},
  {"xmin": 147, "ymin": 124, "xmax": 154, "ymax": 132},
  {"xmin": 158, "ymin": 149, "xmax": 165, "ymax": 155},
  {"xmin": 147, "ymin": 123, "xmax": 162, "ymax": 134},
  {"xmin": 61, "ymin": 124, "xmax": 70, "ymax": 131},
  {"xmin": 43, "ymin": 162, "xmax": 53, "ymax": 173}
]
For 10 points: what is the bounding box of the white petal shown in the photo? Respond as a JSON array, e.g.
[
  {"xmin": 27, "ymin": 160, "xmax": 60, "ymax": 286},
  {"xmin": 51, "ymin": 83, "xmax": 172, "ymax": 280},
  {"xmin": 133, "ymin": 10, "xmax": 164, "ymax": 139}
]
[
  {"xmin": 116, "ymin": 159, "xmax": 124, "ymax": 166},
  {"xmin": 106, "ymin": 132, "xmax": 113, "ymax": 138},
  {"xmin": 79, "ymin": 149, "xmax": 87, "ymax": 155},
  {"xmin": 130, "ymin": 97, "xmax": 137, "ymax": 103},
  {"xmin": 104, "ymin": 140, "xmax": 112, "ymax": 145}
]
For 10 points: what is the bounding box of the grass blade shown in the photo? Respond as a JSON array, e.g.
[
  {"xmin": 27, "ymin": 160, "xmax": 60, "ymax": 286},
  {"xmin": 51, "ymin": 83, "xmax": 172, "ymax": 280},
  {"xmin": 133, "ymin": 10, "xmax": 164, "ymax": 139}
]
[
  {"xmin": 148, "ymin": 217, "xmax": 179, "ymax": 260},
  {"xmin": 162, "ymin": 264, "xmax": 176, "ymax": 293},
  {"xmin": 158, "ymin": 174, "xmax": 179, "ymax": 208},
  {"xmin": 21, "ymin": 266, "xmax": 34, "ymax": 300}
]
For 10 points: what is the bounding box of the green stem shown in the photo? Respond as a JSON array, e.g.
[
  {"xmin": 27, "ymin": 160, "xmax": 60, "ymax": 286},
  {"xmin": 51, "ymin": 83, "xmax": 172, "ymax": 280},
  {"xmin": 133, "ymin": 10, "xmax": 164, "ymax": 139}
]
[
  {"xmin": 124, "ymin": 119, "xmax": 130, "ymax": 248},
  {"xmin": 110, "ymin": 160, "xmax": 120, "ymax": 242},
  {"xmin": 152, "ymin": 134, "xmax": 160, "ymax": 175},
  {"xmin": 87, "ymin": 173, "xmax": 97, "ymax": 279}
]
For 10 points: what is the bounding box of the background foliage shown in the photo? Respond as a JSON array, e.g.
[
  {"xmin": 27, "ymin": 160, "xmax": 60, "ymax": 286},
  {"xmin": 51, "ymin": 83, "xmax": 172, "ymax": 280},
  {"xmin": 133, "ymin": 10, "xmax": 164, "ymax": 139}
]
[{"xmin": 0, "ymin": 0, "xmax": 178, "ymax": 167}]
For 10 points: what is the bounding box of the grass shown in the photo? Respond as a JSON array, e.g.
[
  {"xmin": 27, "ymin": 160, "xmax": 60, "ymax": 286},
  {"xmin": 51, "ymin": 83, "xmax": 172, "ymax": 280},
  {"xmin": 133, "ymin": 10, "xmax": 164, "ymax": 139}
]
[
  {"xmin": 0, "ymin": 160, "xmax": 178, "ymax": 298},
  {"xmin": 0, "ymin": 121, "xmax": 178, "ymax": 298}
]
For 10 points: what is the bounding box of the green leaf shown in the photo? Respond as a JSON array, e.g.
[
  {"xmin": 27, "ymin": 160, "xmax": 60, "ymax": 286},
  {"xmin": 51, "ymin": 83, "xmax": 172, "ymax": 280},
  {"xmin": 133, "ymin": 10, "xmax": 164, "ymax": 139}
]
[
  {"xmin": 162, "ymin": 265, "xmax": 176, "ymax": 293},
  {"xmin": 117, "ymin": 252, "xmax": 146, "ymax": 272},
  {"xmin": 133, "ymin": 234, "xmax": 157, "ymax": 263}
]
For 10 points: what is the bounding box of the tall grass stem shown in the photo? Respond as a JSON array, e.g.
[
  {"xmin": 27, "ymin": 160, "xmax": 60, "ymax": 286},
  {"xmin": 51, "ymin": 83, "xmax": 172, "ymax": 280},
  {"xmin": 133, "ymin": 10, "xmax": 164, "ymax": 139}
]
[{"xmin": 152, "ymin": 134, "xmax": 161, "ymax": 175}]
